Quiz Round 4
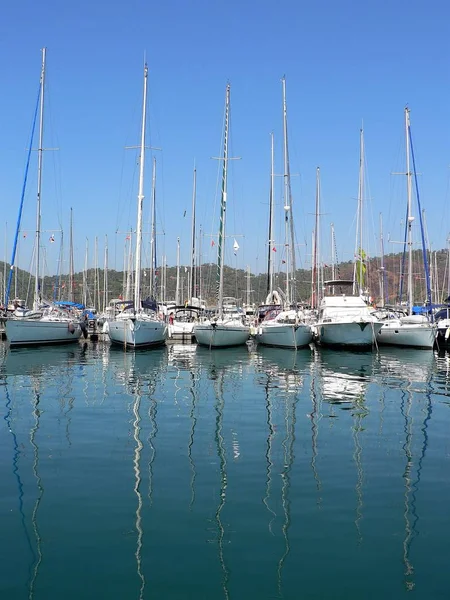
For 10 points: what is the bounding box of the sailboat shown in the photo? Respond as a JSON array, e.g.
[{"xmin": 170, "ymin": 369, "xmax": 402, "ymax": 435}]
[
  {"xmin": 376, "ymin": 108, "xmax": 436, "ymax": 349},
  {"xmin": 5, "ymin": 49, "xmax": 82, "ymax": 346},
  {"xmin": 313, "ymin": 129, "xmax": 382, "ymax": 348},
  {"xmin": 193, "ymin": 85, "xmax": 250, "ymax": 348},
  {"xmin": 107, "ymin": 63, "xmax": 167, "ymax": 349},
  {"xmin": 255, "ymin": 79, "xmax": 312, "ymax": 349}
]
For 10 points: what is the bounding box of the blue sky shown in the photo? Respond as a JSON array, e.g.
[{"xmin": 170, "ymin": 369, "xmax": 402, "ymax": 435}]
[{"xmin": 1, "ymin": 0, "xmax": 449, "ymax": 278}]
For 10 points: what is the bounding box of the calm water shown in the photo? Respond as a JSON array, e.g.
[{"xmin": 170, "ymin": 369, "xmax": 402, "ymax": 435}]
[{"xmin": 1, "ymin": 341, "xmax": 450, "ymax": 599}]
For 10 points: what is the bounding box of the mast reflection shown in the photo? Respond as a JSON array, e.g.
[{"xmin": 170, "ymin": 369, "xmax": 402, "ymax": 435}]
[
  {"xmin": 132, "ymin": 389, "xmax": 145, "ymax": 599},
  {"xmin": 3, "ymin": 381, "xmax": 36, "ymax": 590},
  {"xmin": 213, "ymin": 365, "xmax": 230, "ymax": 600},
  {"xmin": 262, "ymin": 376, "xmax": 277, "ymax": 534},
  {"xmin": 277, "ymin": 392, "xmax": 298, "ymax": 598},
  {"xmin": 29, "ymin": 384, "xmax": 43, "ymax": 599},
  {"xmin": 309, "ymin": 356, "xmax": 322, "ymax": 506}
]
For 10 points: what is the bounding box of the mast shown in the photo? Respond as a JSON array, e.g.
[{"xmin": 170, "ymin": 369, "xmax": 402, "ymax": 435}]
[
  {"xmin": 175, "ymin": 237, "xmax": 180, "ymax": 305},
  {"xmin": 68, "ymin": 207, "xmax": 74, "ymax": 303},
  {"xmin": 149, "ymin": 157, "xmax": 157, "ymax": 300},
  {"xmin": 379, "ymin": 213, "xmax": 386, "ymax": 307},
  {"xmin": 353, "ymin": 128, "xmax": 364, "ymax": 295},
  {"xmin": 3, "ymin": 222, "xmax": 7, "ymax": 304},
  {"xmin": 331, "ymin": 224, "xmax": 336, "ymax": 282},
  {"xmin": 34, "ymin": 48, "xmax": 46, "ymax": 310},
  {"xmin": 103, "ymin": 235, "xmax": 108, "ymax": 313},
  {"xmin": 246, "ymin": 265, "xmax": 251, "ymax": 308},
  {"xmin": 190, "ymin": 166, "xmax": 197, "ymax": 301},
  {"xmin": 125, "ymin": 237, "xmax": 133, "ymax": 300},
  {"xmin": 267, "ymin": 132, "xmax": 275, "ymax": 296},
  {"xmin": 93, "ymin": 236, "xmax": 98, "ymax": 308},
  {"xmin": 405, "ymin": 108, "xmax": 413, "ymax": 315},
  {"xmin": 282, "ymin": 77, "xmax": 296, "ymax": 303},
  {"xmin": 312, "ymin": 167, "xmax": 320, "ymax": 309},
  {"xmin": 134, "ymin": 63, "xmax": 148, "ymax": 312},
  {"xmin": 217, "ymin": 84, "xmax": 230, "ymax": 320},
  {"xmin": 83, "ymin": 238, "xmax": 88, "ymax": 306}
]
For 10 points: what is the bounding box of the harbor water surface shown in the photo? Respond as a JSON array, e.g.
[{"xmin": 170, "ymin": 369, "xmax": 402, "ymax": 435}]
[{"xmin": 1, "ymin": 342, "xmax": 450, "ymax": 599}]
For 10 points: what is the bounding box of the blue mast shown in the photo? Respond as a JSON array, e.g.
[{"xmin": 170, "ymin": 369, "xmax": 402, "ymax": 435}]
[{"xmin": 4, "ymin": 87, "xmax": 40, "ymax": 308}]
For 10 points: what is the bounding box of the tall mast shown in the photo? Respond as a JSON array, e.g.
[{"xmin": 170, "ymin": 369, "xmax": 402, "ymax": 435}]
[
  {"xmin": 149, "ymin": 157, "xmax": 157, "ymax": 299},
  {"xmin": 379, "ymin": 213, "xmax": 386, "ymax": 307},
  {"xmin": 175, "ymin": 237, "xmax": 180, "ymax": 305},
  {"xmin": 312, "ymin": 167, "xmax": 320, "ymax": 309},
  {"xmin": 103, "ymin": 235, "xmax": 108, "ymax": 313},
  {"xmin": 68, "ymin": 207, "xmax": 74, "ymax": 302},
  {"xmin": 83, "ymin": 238, "xmax": 88, "ymax": 306},
  {"xmin": 3, "ymin": 222, "xmax": 7, "ymax": 304},
  {"xmin": 93, "ymin": 235, "xmax": 98, "ymax": 308},
  {"xmin": 353, "ymin": 128, "xmax": 364, "ymax": 295},
  {"xmin": 267, "ymin": 132, "xmax": 275, "ymax": 295},
  {"xmin": 331, "ymin": 223, "xmax": 336, "ymax": 282},
  {"xmin": 217, "ymin": 84, "xmax": 230, "ymax": 320},
  {"xmin": 134, "ymin": 63, "xmax": 148, "ymax": 312},
  {"xmin": 282, "ymin": 76, "xmax": 296, "ymax": 302},
  {"xmin": 405, "ymin": 108, "xmax": 413, "ymax": 315},
  {"xmin": 189, "ymin": 165, "xmax": 197, "ymax": 301},
  {"xmin": 34, "ymin": 48, "xmax": 46, "ymax": 310}
]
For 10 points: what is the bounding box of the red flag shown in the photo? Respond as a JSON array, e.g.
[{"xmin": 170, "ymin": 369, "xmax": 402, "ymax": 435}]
[
  {"xmin": 211, "ymin": 240, "xmax": 215, "ymax": 247},
  {"xmin": 126, "ymin": 235, "xmax": 131, "ymax": 241},
  {"xmin": 272, "ymin": 247, "xmax": 276, "ymax": 252}
]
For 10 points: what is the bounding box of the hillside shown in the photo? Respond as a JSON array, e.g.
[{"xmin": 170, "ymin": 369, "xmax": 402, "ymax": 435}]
[{"xmin": 1, "ymin": 248, "xmax": 448, "ymax": 309}]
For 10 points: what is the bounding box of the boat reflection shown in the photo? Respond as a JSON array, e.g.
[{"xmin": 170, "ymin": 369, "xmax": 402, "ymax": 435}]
[
  {"xmin": 108, "ymin": 346, "xmax": 168, "ymax": 392},
  {"xmin": 255, "ymin": 346, "xmax": 312, "ymax": 393},
  {"xmin": 315, "ymin": 349, "xmax": 375, "ymax": 406},
  {"xmin": 377, "ymin": 347, "xmax": 435, "ymax": 387},
  {"xmin": 2, "ymin": 345, "xmax": 83, "ymax": 377},
  {"xmin": 195, "ymin": 345, "xmax": 251, "ymax": 374},
  {"xmin": 433, "ymin": 350, "xmax": 450, "ymax": 399}
]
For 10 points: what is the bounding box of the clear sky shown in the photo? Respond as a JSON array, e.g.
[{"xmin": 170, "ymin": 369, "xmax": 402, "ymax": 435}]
[{"xmin": 1, "ymin": 0, "xmax": 449, "ymax": 278}]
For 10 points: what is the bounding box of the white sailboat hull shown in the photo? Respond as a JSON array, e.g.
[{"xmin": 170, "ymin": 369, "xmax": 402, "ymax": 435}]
[
  {"xmin": 377, "ymin": 320, "xmax": 436, "ymax": 349},
  {"xmin": 194, "ymin": 320, "xmax": 250, "ymax": 348},
  {"xmin": 108, "ymin": 316, "xmax": 167, "ymax": 348},
  {"xmin": 255, "ymin": 322, "xmax": 312, "ymax": 348},
  {"xmin": 315, "ymin": 320, "xmax": 383, "ymax": 348},
  {"xmin": 5, "ymin": 318, "xmax": 82, "ymax": 346}
]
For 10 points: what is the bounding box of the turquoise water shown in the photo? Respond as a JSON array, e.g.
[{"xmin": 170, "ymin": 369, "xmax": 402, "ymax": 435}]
[{"xmin": 1, "ymin": 341, "xmax": 450, "ymax": 599}]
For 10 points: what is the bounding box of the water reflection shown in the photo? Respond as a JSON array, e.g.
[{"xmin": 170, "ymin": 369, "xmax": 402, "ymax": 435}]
[
  {"xmin": 3, "ymin": 379, "xmax": 36, "ymax": 591},
  {"xmin": 316, "ymin": 349, "xmax": 374, "ymax": 406},
  {"xmin": 262, "ymin": 373, "xmax": 277, "ymax": 534},
  {"xmin": 255, "ymin": 346, "xmax": 311, "ymax": 393},
  {"xmin": 29, "ymin": 384, "xmax": 43, "ymax": 599},
  {"xmin": 2, "ymin": 345, "xmax": 82, "ymax": 377},
  {"xmin": 277, "ymin": 388, "xmax": 298, "ymax": 598},
  {"xmin": 377, "ymin": 347, "xmax": 436, "ymax": 388},
  {"xmin": 132, "ymin": 388, "xmax": 145, "ymax": 599}
]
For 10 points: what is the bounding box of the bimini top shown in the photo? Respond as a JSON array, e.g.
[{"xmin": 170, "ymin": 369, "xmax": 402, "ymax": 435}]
[
  {"xmin": 54, "ymin": 300, "xmax": 85, "ymax": 310},
  {"xmin": 324, "ymin": 280, "xmax": 354, "ymax": 287}
]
